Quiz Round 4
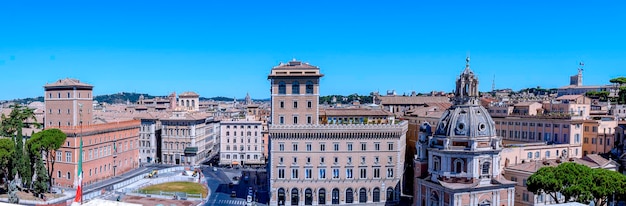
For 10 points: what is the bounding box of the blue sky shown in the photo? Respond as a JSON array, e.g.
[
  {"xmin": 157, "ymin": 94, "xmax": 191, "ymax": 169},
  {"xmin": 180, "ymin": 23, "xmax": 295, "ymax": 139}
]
[{"xmin": 1, "ymin": 1, "xmax": 625, "ymax": 100}]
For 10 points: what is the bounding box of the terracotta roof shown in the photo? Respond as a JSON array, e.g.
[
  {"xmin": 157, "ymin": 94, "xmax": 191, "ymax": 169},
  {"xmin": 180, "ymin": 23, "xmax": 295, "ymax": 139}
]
[
  {"xmin": 272, "ymin": 60, "xmax": 319, "ymax": 70},
  {"xmin": 582, "ymin": 154, "xmax": 611, "ymax": 167},
  {"xmin": 378, "ymin": 96, "xmax": 450, "ymax": 105},
  {"xmin": 321, "ymin": 108, "xmax": 393, "ymax": 116},
  {"xmin": 506, "ymin": 157, "xmax": 609, "ymax": 173},
  {"xmin": 556, "ymin": 95, "xmax": 583, "ymax": 101},
  {"xmin": 44, "ymin": 78, "xmax": 93, "ymax": 88},
  {"xmin": 179, "ymin": 91, "xmax": 199, "ymax": 97},
  {"xmin": 513, "ymin": 101, "xmax": 541, "ymax": 107}
]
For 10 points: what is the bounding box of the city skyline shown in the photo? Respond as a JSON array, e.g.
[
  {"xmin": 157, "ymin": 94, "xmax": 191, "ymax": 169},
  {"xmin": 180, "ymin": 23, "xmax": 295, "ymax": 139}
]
[{"xmin": 1, "ymin": 1, "xmax": 625, "ymax": 100}]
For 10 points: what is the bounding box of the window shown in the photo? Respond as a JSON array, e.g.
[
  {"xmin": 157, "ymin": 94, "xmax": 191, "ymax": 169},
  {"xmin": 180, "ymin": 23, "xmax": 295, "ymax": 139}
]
[
  {"xmin": 387, "ymin": 168, "xmax": 393, "ymax": 178},
  {"xmin": 535, "ymin": 152, "xmax": 540, "ymax": 159},
  {"xmin": 334, "ymin": 143, "xmax": 339, "ymax": 151},
  {"xmin": 279, "ymin": 143, "xmax": 284, "ymax": 151},
  {"xmin": 433, "ymin": 157, "xmax": 441, "ymax": 171},
  {"xmin": 348, "ymin": 157, "xmax": 352, "ymax": 164},
  {"xmin": 307, "ymin": 116, "xmax": 312, "ymax": 124},
  {"xmin": 334, "ymin": 157, "xmax": 338, "ymax": 164},
  {"xmin": 373, "ymin": 168, "xmax": 380, "ymax": 178},
  {"xmin": 481, "ymin": 162, "xmax": 491, "ymax": 177},
  {"xmin": 320, "ymin": 144, "xmax": 326, "ymax": 151},
  {"xmin": 293, "ymin": 101, "xmax": 298, "ymax": 109},
  {"xmin": 306, "ymin": 81, "xmax": 313, "ymax": 94},
  {"xmin": 375, "ymin": 143, "xmax": 380, "ymax": 151},
  {"xmin": 522, "ymin": 192, "xmax": 529, "ymax": 202},
  {"xmin": 67, "ymin": 172, "xmax": 70, "ymax": 180},
  {"xmin": 527, "ymin": 152, "xmax": 532, "ymax": 159},
  {"xmin": 320, "ymin": 157, "xmax": 325, "ymax": 163},
  {"xmin": 346, "ymin": 169, "xmax": 353, "ymax": 179},
  {"xmin": 293, "ymin": 157, "xmax": 297, "ymax": 163},
  {"xmin": 306, "ymin": 143, "xmax": 312, "ymax": 151},
  {"xmin": 360, "ymin": 168, "xmax": 367, "ymax": 179},
  {"xmin": 280, "ymin": 101, "xmax": 284, "ymax": 108},
  {"xmin": 523, "ymin": 178, "xmax": 527, "ymax": 186},
  {"xmin": 291, "ymin": 168, "xmax": 299, "ymax": 179},
  {"xmin": 332, "ymin": 169, "xmax": 339, "ymax": 179},
  {"xmin": 347, "ymin": 143, "xmax": 353, "ymax": 151},
  {"xmin": 373, "ymin": 188, "xmax": 380, "ymax": 202},
  {"xmin": 307, "ymin": 101, "xmax": 312, "ymax": 108},
  {"xmin": 292, "ymin": 143, "xmax": 298, "ymax": 151},
  {"xmin": 511, "ymin": 176, "xmax": 518, "ymax": 182},
  {"xmin": 319, "ymin": 169, "xmax": 326, "ymax": 179},
  {"xmin": 388, "ymin": 143, "xmax": 394, "ymax": 150},
  {"xmin": 66, "ymin": 151, "xmax": 72, "ymax": 162},
  {"xmin": 293, "ymin": 116, "xmax": 298, "ymax": 124},
  {"xmin": 278, "ymin": 81, "xmax": 286, "ymax": 94},
  {"xmin": 361, "ymin": 143, "xmax": 367, "ymax": 151},
  {"xmin": 307, "ymin": 157, "xmax": 311, "ymax": 163},
  {"xmin": 279, "ymin": 157, "xmax": 284, "ymax": 164},
  {"xmin": 292, "ymin": 81, "xmax": 300, "ymax": 94},
  {"xmin": 279, "ymin": 116, "xmax": 284, "ymax": 124},
  {"xmin": 545, "ymin": 151, "xmax": 551, "ymax": 158},
  {"xmin": 388, "ymin": 156, "xmax": 393, "ymax": 163},
  {"xmin": 305, "ymin": 169, "xmax": 312, "ymax": 179}
]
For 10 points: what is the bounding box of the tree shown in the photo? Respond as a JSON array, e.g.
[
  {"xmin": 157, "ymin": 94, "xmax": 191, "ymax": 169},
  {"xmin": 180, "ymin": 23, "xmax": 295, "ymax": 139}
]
[
  {"xmin": 0, "ymin": 104, "xmax": 41, "ymax": 188},
  {"xmin": 27, "ymin": 129, "xmax": 67, "ymax": 190},
  {"xmin": 609, "ymin": 77, "xmax": 626, "ymax": 85},
  {"xmin": 589, "ymin": 168, "xmax": 626, "ymax": 206},
  {"xmin": 526, "ymin": 162, "xmax": 593, "ymax": 203},
  {"xmin": 33, "ymin": 157, "xmax": 49, "ymax": 197},
  {"xmin": 0, "ymin": 138, "xmax": 15, "ymax": 190}
]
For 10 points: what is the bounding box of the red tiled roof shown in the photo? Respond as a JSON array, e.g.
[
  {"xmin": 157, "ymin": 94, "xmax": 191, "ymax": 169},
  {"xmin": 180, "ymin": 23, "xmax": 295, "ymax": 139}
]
[
  {"xmin": 378, "ymin": 96, "xmax": 450, "ymax": 105},
  {"xmin": 44, "ymin": 78, "xmax": 93, "ymax": 88}
]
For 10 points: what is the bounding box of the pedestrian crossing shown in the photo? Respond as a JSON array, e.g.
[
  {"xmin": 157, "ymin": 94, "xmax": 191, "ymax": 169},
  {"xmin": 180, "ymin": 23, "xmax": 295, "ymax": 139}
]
[{"xmin": 215, "ymin": 199, "xmax": 247, "ymax": 205}]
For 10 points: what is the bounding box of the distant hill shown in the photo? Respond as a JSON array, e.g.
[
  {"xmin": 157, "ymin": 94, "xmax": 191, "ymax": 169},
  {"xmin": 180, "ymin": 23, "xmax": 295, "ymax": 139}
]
[
  {"xmin": 94, "ymin": 92, "xmax": 157, "ymax": 104},
  {"xmin": 3, "ymin": 92, "xmax": 268, "ymax": 105}
]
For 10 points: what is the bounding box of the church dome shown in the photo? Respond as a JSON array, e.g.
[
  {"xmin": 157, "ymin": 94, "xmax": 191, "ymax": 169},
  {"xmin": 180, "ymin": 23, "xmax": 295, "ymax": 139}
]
[
  {"xmin": 433, "ymin": 105, "xmax": 496, "ymax": 138},
  {"xmin": 433, "ymin": 57, "xmax": 497, "ymax": 140}
]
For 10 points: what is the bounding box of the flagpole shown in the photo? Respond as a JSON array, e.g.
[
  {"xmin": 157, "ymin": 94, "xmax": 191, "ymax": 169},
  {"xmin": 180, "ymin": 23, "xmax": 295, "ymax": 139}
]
[{"xmin": 80, "ymin": 104, "xmax": 83, "ymax": 205}]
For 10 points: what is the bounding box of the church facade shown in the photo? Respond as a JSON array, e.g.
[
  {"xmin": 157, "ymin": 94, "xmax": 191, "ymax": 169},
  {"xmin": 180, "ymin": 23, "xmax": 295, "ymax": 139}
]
[{"xmin": 414, "ymin": 58, "xmax": 516, "ymax": 206}]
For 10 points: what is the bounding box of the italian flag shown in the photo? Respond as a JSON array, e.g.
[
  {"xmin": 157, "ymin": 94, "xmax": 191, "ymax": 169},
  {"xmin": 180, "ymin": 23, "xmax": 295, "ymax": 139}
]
[{"xmin": 73, "ymin": 138, "xmax": 83, "ymax": 204}]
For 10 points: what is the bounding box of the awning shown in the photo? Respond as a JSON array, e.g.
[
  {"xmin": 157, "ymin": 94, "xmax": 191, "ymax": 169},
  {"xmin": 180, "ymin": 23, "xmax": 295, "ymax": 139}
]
[
  {"xmin": 232, "ymin": 161, "xmax": 239, "ymax": 165},
  {"xmin": 184, "ymin": 147, "xmax": 198, "ymax": 156}
]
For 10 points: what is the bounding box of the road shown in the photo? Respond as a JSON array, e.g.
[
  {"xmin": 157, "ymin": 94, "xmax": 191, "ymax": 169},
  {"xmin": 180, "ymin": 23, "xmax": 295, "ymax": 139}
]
[{"xmin": 201, "ymin": 164, "xmax": 268, "ymax": 206}]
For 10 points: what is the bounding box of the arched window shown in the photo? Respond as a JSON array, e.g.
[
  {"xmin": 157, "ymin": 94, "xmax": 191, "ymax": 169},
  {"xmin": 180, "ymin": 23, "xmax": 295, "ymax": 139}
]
[
  {"xmin": 454, "ymin": 159, "xmax": 464, "ymax": 173},
  {"xmin": 292, "ymin": 81, "xmax": 300, "ymax": 94},
  {"xmin": 430, "ymin": 191, "xmax": 440, "ymax": 206},
  {"xmin": 386, "ymin": 187, "xmax": 394, "ymax": 202},
  {"xmin": 318, "ymin": 188, "xmax": 326, "ymax": 205},
  {"xmin": 191, "ymin": 100, "xmax": 195, "ymax": 108},
  {"xmin": 373, "ymin": 187, "xmax": 380, "ymax": 202},
  {"xmin": 306, "ymin": 81, "xmax": 314, "ymax": 94},
  {"xmin": 332, "ymin": 188, "xmax": 339, "ymax": 204},
  {"xmin": 278, "ymin": 81, "xmax": 286, "ymax": 94},
  {"xmin": 278, "ymin": 188, "xmax": 286, "ymax": 206},
  {"xmin": 433, "ymin": 157, "xmax": 441, "ymax": 171},
  {"xmin": 186, "ymin": 100, "xmax": 190, "ymax": 107},
  {"xmin": 346, "ymin": 188, "xmax": 354, "ymax": 203},
  {"xmin": 359, "ymin": 188, "xmax": 367, "ymax": 203},
  {"xmin": 291, "ymin": 188, "xmax": 299, "ymax": 205},
  {"xmin": 305, "ymin": 188, "xmax": 312, "ymax": 205},
  {"xmin": 482, "ymin": 162, "xmax": 491, "ymax": 178}
]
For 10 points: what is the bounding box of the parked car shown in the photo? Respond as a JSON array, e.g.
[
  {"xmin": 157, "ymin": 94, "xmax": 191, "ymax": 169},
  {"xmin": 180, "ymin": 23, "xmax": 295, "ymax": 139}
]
[{"xmin": 231, "ymin": 190, "xmax": 237, "ymax": 198}]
